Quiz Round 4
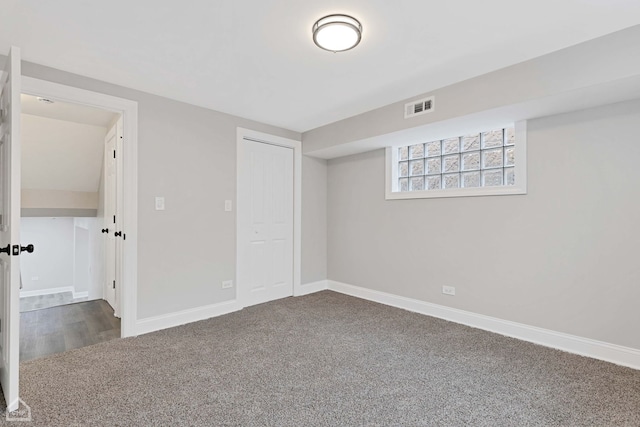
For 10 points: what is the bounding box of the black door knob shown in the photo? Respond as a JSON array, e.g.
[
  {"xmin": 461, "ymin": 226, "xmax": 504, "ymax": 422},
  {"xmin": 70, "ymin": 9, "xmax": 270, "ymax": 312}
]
[
  {"xmin": 101, "ymin": 228, "xmax": 109, "ymax": 234},
  {"xmin": 114, "ymin": 231, "xmax": 122, "ymax": 237},
  {"xmin": 20, "ymin": 244, "xmax": 34, "ymax": 254},
  {"xmin": 0, "ymin": 244, "xmax": 9, "ymax": 255}
]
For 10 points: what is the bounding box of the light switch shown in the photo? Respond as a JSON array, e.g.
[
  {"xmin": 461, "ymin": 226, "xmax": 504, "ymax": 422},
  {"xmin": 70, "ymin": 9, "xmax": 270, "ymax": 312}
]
[
  {"xmin": 155, "ymin": 197, "xmax": 165, "ymax": 211},
  {"xmin": 224, "ymin": 200, "xmax": 232, "ymax": 212}
]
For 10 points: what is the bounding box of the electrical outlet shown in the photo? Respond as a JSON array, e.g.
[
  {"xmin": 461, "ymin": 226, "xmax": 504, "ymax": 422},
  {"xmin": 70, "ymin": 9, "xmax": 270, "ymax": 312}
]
[
  {"xmin": 32, "ymin": 276, "xmax": 39, "ymax": 281},
  {"xmin": 155, "ymin": 196, "xmax": 165, "ymax": 211},
  {"xmin": 442, "ymin": 286, "xmax": 456, "ymax": 296},
  {"xmin": 224, "ymin": 200, "xmax": 232, "ymax": 212},
  {"xmin": 222, "ymin": 280, "xmax": 233, "ymax": 289}
]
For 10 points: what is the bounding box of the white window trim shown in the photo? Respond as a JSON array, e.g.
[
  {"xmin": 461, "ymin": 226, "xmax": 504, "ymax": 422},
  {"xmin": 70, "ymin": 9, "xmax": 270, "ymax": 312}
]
[{"xmin": 385, "ymin": 120, "xmax": 527, "ymax": 200}]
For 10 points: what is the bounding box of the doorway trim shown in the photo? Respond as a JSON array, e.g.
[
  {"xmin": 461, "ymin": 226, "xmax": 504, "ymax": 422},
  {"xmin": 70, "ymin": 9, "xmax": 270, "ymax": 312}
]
[
  {"xmin": 22, "ymin": 76, "xmax": 138, "ymax": 338},
  {"xmin": 236, "ymin": 128, "xmax": 301, "ymax": 308}
]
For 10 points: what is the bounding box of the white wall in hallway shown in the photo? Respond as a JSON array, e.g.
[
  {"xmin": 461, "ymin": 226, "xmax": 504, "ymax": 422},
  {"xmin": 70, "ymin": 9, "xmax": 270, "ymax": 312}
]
[
  {"xmin": 74, "ymin": 217, "xmax": 104, "ymax": 300},
  {"xmin": 20, "ymin": 217, "xmax": 74, "ymax": 294},
  {"xmin": 20, "ymin": 217, "xmax": 102, "ymax": 299},
  {"xmin": 73, "ymin": 225, "xmax": 89, "ymax": 296}
]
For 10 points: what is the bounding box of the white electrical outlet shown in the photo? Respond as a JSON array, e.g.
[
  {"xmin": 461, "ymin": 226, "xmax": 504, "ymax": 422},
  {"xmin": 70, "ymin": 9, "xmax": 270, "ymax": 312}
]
[
  {"xmin": 155, "ymin": 196, "xmax": 165, "ymax": 211},
  {"xmin": 32, "ymin": 276, "xmax": 39, "ymax": 281},
  {"xmin": 224, "ymin": 200, "xmax": 232, "ymax": 212},
  {"xmin": 222, "ymin": 280, "xmax": 233, "ymax": 289},
  {"xmin": 442, "ymin": 286, "xmax": 456, "ymax": 296}
]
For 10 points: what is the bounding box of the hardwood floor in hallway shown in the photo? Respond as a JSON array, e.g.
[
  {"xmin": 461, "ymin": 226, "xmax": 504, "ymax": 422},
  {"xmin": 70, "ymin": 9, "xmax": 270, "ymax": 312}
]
[
  {"xmin": 20, "ymin": 292, "xmax": 88, "ymax": 312},
  {"xmin": 20, "ymin": 300, "xmax": 121, "ymax": 362}
]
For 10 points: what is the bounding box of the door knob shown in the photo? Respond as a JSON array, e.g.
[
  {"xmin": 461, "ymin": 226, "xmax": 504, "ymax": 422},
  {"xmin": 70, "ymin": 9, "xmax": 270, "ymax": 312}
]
[
  {"xmin": 114, "ymin": 231, "xmax": 122, "ymax": 237},
  {"xmin": 101, "ymin": 228, "xmax": 109, "ymax": 233},
  {"xmin": 20, "ymin": 244, "xmax": 35, "ymax": 254},
  {"xmin": 0, "ymin": 244, "xmax": 9, "ymax": 255}
]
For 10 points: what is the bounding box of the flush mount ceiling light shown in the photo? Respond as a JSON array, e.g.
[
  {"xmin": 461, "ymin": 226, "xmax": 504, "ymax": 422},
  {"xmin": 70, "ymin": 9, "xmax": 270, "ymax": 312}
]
[{"xmin": 312, "ymin": 14, "xmax": 362, "ymax": 52}]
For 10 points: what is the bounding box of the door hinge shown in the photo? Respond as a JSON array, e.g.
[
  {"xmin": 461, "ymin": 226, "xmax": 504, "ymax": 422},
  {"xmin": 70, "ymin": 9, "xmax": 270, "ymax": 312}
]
[
  {"xmin": 113, "ymin": 280, "xmax": 116, "ymax": 289},
  {"xmin": 113, "ymin": 215, "xmax": 116, "ymax": 224},
  {"xmin": 113, "ymin": 150, "xmax": 116, "ymax": 158},
  {"xmin": 123, "ymin": 233, "xmax": 126, "ymax": 241}
]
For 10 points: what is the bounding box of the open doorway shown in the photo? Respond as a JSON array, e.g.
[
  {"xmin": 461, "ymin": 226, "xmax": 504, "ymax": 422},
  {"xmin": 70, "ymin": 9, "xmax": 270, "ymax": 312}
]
[{"xmin": 19, "ymin": 94, "xmax": 122, "ymax": 361}]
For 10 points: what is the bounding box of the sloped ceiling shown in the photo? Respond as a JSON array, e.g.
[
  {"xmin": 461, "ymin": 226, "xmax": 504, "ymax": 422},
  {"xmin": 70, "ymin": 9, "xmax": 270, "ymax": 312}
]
[
  {"xmin": 1, "ymin": 1, "xmax": 639, "ymax": 132},
  {"xmin": 21, "ymin": 95, "xmax": 119, "ymax": 193}
]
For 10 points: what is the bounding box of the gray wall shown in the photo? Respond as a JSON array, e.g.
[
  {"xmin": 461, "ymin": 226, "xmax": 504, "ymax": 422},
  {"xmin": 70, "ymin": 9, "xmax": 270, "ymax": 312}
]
[
  {"xmin": 5, "ymin": 59, "xmax": 302, "ymax": 319},
  {"xmin": 304, "ymin": 25, "xmax": 640, "ymax": 157},
  {"xmin": 301, "ymin": 156, "xmax": 327, "ymax": 284},
  {"xmin": 327, "ymin": 100, "xmax": 640, "ymax": 350}
]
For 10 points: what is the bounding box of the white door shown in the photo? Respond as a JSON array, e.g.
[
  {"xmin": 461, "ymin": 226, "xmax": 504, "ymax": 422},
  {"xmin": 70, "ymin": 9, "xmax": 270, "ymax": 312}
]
[
  {"xmin": 0, "ymin": 46, "xmax": 22, "ymax": 412},
  {"xmin": 103, "ymin": 123, "xmax": 117, "ymax": 312},
  {"xmin": 238, "ymin": 139, "xmax": 294, "ymax": 307}
]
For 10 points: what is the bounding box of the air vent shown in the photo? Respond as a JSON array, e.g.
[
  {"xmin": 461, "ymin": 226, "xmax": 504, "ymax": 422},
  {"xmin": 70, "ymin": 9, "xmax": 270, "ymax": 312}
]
[{"xmin": 404, "ymin": 96, "xmax": 434, "ymax": 119}]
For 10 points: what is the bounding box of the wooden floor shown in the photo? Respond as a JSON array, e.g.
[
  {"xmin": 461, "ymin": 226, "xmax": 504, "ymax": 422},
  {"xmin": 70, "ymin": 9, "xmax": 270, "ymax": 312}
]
[
  {"xmin": 20, "ymin": 300, "xmax": 121, "ymax": 362},
  {"xmin": 20, "ymin": 291, "xmax": 88, "ymax": 312}
]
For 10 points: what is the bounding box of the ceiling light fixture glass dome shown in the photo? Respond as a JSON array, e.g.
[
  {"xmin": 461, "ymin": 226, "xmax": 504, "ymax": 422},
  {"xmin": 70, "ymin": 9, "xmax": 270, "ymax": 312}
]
[{"xmin": 312, "ymin": 14, "xmax": 362, "ymax": 52}]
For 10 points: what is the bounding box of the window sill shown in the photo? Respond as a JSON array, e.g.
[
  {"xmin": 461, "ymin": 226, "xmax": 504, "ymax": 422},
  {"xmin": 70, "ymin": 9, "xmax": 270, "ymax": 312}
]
[{"xmin": 385, "ymin": 185, "xmax": 527, "ymax": 200}]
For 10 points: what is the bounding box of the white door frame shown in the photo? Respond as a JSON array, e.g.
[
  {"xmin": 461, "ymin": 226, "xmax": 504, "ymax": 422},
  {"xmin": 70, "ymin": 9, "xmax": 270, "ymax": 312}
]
[
  {"xmin": 236, "ymin": 128, "xmax": 302, "ymax": 307},
  {"xmin": 21, "ymin": 77, "xmax": 138, "ymax": 338}
]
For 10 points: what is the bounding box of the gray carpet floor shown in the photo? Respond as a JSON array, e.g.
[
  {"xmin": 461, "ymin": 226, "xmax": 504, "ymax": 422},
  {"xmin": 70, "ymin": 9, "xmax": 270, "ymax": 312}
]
[{"xmin": 1, "ymin": 291, "xmax": 639, "ymax": 426}]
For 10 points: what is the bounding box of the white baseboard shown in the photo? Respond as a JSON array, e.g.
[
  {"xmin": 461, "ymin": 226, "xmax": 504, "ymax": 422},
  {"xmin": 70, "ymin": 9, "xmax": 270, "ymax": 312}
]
[
  {"xmin": 72, "ymin": 291, "xmax": 88, "ymax": 299},
  {"xmin": 294, "ymin": 280, "xmax": 328, "ymax": 296},
  {"xmin": 328, "ymin": 280, "xmax": 640, "ymax": 370},
  {"xmin": 136, "ymin": 281, "xmax": 328, "ymax": 336},
  {"xmin": 136, "ymin": 299, "xmax": 242, "ymax": 336},
  {"xmin": 20, "ymin": 286, "xmax": 74, "ymax": 298}
]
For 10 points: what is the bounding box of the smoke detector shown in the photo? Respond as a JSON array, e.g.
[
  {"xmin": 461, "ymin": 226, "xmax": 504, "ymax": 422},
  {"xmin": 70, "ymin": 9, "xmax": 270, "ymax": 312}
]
[{"xmin": 36, "ymin": 97, "xmax": 55, "ymax": 104}]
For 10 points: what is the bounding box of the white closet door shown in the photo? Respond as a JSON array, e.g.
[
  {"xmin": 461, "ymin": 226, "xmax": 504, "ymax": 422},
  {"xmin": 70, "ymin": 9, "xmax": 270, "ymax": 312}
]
[
  {"xmin": 103, "ymin": 124, "xmax": 117, "ymax": 311},
  {"xmin": 238, "ymin": 139, "xmax": 294, "ymax": 307}
]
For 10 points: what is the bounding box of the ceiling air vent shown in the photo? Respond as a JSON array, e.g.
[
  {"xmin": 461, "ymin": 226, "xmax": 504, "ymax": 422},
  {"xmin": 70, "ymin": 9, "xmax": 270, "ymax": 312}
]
[{"xmin": 404, "ymin": 96, "xmax": 434, "ymax": 119}]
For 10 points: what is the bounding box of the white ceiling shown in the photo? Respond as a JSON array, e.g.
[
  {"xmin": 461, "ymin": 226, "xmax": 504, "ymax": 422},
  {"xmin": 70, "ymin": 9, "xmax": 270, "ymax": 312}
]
[
  {"xmin": 21, "ymin": 94, "xmax": 119, "ymax": 127},
  {"xmin": 2, "ymin": 1, "xmax": 639, "ymax": 132}
]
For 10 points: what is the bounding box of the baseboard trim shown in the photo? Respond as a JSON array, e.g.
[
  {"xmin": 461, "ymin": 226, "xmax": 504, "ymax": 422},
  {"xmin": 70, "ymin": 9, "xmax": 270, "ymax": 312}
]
[
  {"xmin": 72, "ymin": 291, "xmax": 88, "ymax": 299},
  {"xmin": 20, "ymin": 286, "xmax": 74, "ymax": 298},
  {"xmin": 136, "ymin": 299, "xmax": 242, "ymax": 336},
  {"xmin": 327, "ymin": 280, "xmax": 640, "ymax": 370},
  {"xmin": 294, "ymin": 280, "xmax": 328, "ymax": 296}
]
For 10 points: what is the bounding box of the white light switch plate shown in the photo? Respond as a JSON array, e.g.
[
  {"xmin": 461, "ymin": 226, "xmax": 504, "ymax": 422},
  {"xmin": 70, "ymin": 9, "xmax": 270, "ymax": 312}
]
[
  {"xmin": 155, "ymin": 197, "xmax": 165, "ymax": 211},
  {"xmin": 442, "ymin": 286, "xmax": 456, "ymax": 296}
]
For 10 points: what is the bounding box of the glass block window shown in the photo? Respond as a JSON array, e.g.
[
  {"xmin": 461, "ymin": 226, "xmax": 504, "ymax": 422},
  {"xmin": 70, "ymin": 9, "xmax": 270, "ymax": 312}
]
[{"xmin": 395, "ymin": 127, "xmax": 515, "ymax": 192}]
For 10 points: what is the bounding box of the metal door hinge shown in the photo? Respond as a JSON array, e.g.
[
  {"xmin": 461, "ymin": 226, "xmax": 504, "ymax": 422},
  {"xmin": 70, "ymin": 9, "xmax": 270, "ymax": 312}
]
[
  {"xmin": 113, "ymin": 150, "xmax": 116, "ymax": 158},
  {"xmin": 113, "ymin": 280, "xmax": 116, "ymax": 289}
]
